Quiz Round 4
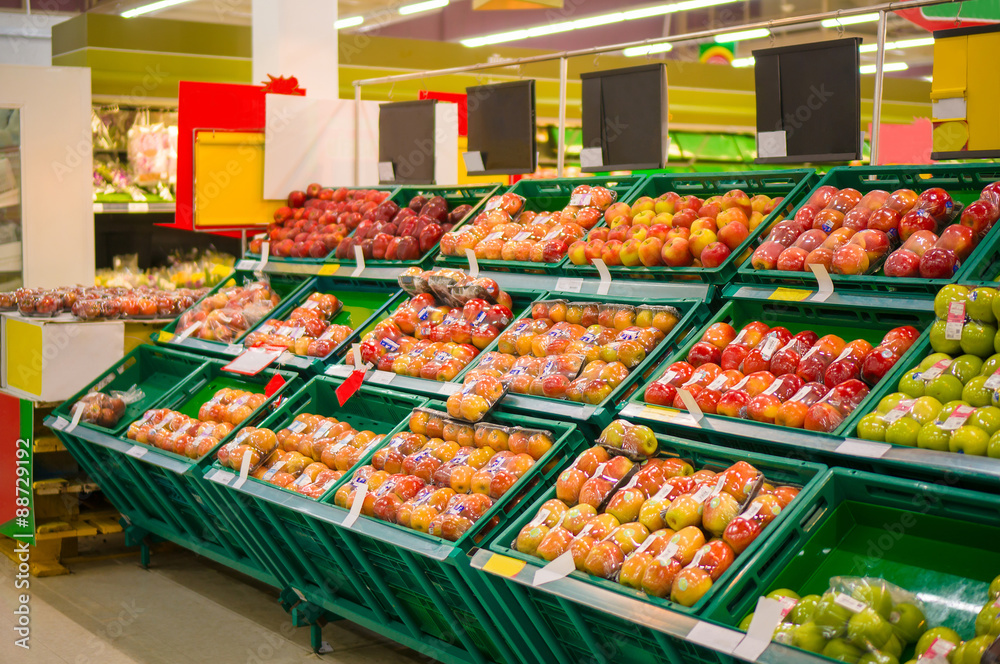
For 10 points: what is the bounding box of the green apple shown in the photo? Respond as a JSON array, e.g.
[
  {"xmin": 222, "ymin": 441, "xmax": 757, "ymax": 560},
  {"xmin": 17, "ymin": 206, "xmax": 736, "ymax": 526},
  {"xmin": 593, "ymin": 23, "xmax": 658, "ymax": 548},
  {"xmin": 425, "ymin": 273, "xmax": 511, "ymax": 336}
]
[
  {"xmin": 823, "ymin": 637, "xmax": 863, "ymax": 663},
  {"xmin": 852, "ymin": 582, "xmax": 894, "ymax": 618},
  {"xmin": 767, "ymin": 588, "xmax": 801, "ymax": 601},
  {"xmin": 857, "ymin": 413, "xmax": 887, "ymax": 441},
  {"xmin": 739, "ymin": 612, "xmax": 754, "ymax": 631},
  {"xmin": 941, "ymin": 400, "xmax": 972, "ymax": 417},
  {"xmin": 980, "ymin": 353, "xmax": 1000, "ymax": 376},
  {"xmin": 970, "ymin": 406, "xmax": 1000, "ymax": 435},
  {"xmin": 948, "ymin": 354, "xmax": 984, "ymax": 383},
  {"xmin": 918, "ymin": 422, "xmax": 952, "ymax": 451},
  {"xmin": 792, "ymin": 621, "xmax": 829, "ymax": 653},
  {"xmin": 988, "ymin": 430, "xmax": 1000, "ymax": 458},
  {"xmin": 814, "ymin": 593, "xmax": 852, "ymax": 638},
  {"xmin": 883, "ymin": 633, "xmax": 904, "ymax": 659},
  {"xmin": 951, "ymin": 642, "xmax": 968, "ymax": 664},
  {"xmin": 877, "ymin": 393, "xmax": 908, "ymax": 414},
  {"xmin": 889, "ymin": 602, "xmax": 927, "ymax": 643},
  {"xmin": 990, "ymin": 573, "xmax": 1000, "ymax": 600},
  {"xmin": 859, "ymin": 651, "xmax": 899, "ymax": 664},
  {"xmin": 975, "ymin": 604, "xmax": 1000, "ymax": 636},
  {"xmin": 993, "ymin": 288, "xmax": 1000, "ymax": 321},
  {"xmin": 915, "ymin": 626, "xmax": 962, "ymax": 658},
  {"xmin": 885, "ymin": 418, "xmax": 921, "ymax": 447},
  {"xmin": 898, "ymin": 370, "xmax": 926, "ymax": 398},
  {"xmin": 919, "ymin": 353, "xmax": 955, "ymax": 371},
  {"xmin": 963, "ymin": 376, "xmax": 994, "ymax": 407},
  {"xmin": 995, "ymin": 329, "xmax": 1000, "ymax": 354},
  {"xmin": 926, "ymin": 375, "xmax": 965, "ymax": 404},
  {"xmin": 961, "ymin": 634, "xmax": 993, "ymax": 664},
  {"xmin": 935, "ymin": 284, "xmax": 970, "ymax": 319},
  {"xmin": 790, "ymin": 594, "xmax": 822, "ymax": 625},
  {"xmin": 962, "ymin": 322, "xmax": 999, "ymax": 357},
  {"xmin": 910, "ymin": 396, "xmax": 943, "ymax": 424},
  {"xmin": 950, "ymin": 425, "xmax": 989, "ymax": 455},
  {"xmin": 772, "ymin": 621, "xmax": 796, "ymax": 644},
  {"xmin": 847, "ymin": 607, "xmax": 893, "ymax": 649},
  {"xmin": 930, "ymin": 321, "xmax": 963, "ymax": 355},
  {"xmin": 968, "ymin": 287, "xmax": 997, "ymax": 324}
]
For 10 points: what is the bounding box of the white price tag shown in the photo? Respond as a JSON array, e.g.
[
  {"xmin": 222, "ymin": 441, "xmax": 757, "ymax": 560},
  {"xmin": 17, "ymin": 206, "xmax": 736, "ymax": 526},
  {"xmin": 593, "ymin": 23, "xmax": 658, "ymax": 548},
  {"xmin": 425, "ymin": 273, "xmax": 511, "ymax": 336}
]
[
  {"xmin": 808, "ymin": 263, "xmax": 834, "ymax": 302},
  {"xmin": 232, "ymin": 450, "xmax": 253, "ymax": 490},
  {"xmin": 532, "ymin": 550, "xmax": 575, "ymax": 586},
  {"xmin": 438, "ymin": 382, "xmax": 460, "ymax": 395},
  {"xmin": 465, "ymin": 248, "xmax": 480, "ymax": 278},
  {"xmin": 327, "ymin": 364, "xmax": 353, "ymax": 378},
  {"xmin": 343, "ymin": 480, "xmax": 368, "ymax": 528},
  {"xmin": 369, "ymin": 371, "xmax": 395, "ymax": 385},
  {"xmin": 946, "ymin": 301, "xmax": 966, "ymax": 340},
  {"xmin": 733, "ymin": 597, "xmax": 785, "ymax": 662},
  {"xmin": 592, "ymin": 259, "xmax": 612, "ymax": 296},
  {"xmin": 92, "ymin": 203, "xmax": 104, "ymax": 213},
  {"xmin": 757, "ymin": 130, "xmax": 787, "ymax": 159},
  {"xmin": 676, "ymin": 388, "xmax": 703, "ymax": 426},
  {"xmin": 377, "ymin": 161, "xmax": 395, "ymax": 182},
  {"xmin": 835, "ymin": 440, "xmax": 891, "ymax": 458},
  {"xmin": 65, "ymin": 403, "xmax": 85, "ymax": 434},
  {"xmin": 833, "ymin": 593, "xmax": 866, "ymax": 613},
  {"xmin": 352, "ymin": 245, "xmax": 366, "ymax": 278},
  {"xmin": 920, "ymin": 637, "xmax": 956, "ymax": 663},
  {"xmin": 985, "ymin": 369, "xmax": 1000, "ymax": 391},
  {"xmin": 210, "ymin": 468, "xmax": 236, "ymax": 485},
  {"xmin": 128, "ymin": 202, "xmax": 150, "ymax": 213},
  {"xmin": 579, "ymin": 147, "xmax": 603, "ymax": 169},
  {"xmin": 176, "ymin": 320, "xmax": 202, "ymax": 342},
  {"xmin": 462, "ymin": 151, "xmax": 485, "ymax": 173},
  {"xmin": 125, "ymin": 445, "xmax": 148, "ymax": 459},
  {"xmin": 921, "ymin": 359, "xmax": 952, "ymax": 381},
  {"xmin": 941, "ymin": 404, "xmax": 976, "ymax": 430},
  {"xmin": 554, "ymin": 277, "xmax": 584, "ymax": 293},
  {"xmin": 883, "ymin": 397, "xmax": 916, "ymax": 424},
  {"xmin": 686, "ymin": 622, "xmax": 743, "ymax": 655}
]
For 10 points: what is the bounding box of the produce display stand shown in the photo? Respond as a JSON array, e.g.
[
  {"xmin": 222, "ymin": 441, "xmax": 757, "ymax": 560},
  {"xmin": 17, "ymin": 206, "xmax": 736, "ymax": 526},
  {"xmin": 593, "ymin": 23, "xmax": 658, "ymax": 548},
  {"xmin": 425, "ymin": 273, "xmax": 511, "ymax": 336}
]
[
  {"xmin": 435, "ymin": 176, "xmax": 643, "ymax": 275},
  {"xmin": 46, "ymin": 351, "xmax": 299, "ymax": 585},
  {"xmin": 478, "ymin": 433, "xmax": 826, "ymax": 664},
  {"xmin": 706, "ymin": 468, "xmax": 1000, "ymax": 663},
  {"xmin": 735, "ymin": 164, "xmax": 1000, "ymax": 294},
  {"xmin": 207, "ymin": 385, "xmax": 587, "ymax": 664},
  {"xmin": 458, "ymin": 292, "xmax": 711, "ymax": 430},
  {"xmin": 150, "ymin": 269, "xmax": 314, "ymax": 358},
  {"xmin": 560, "ymin": 169, "xmax": 819, "ymax": 285},
  {"xmin": 620, "ymin": 283, "xmax": 934, "ymax": 457}
]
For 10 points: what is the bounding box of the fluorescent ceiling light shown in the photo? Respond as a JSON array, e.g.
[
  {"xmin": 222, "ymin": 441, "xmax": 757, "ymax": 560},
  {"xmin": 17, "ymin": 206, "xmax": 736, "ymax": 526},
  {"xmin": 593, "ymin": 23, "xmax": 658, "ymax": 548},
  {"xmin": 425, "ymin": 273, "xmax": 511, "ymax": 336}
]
[
  {"xmin": 121, "ymin": 0, "xmax": 194, "ymax": 18},
  {"xmin": 821, "ymin": 12, "xmax": 880, "ymax": 28},
  {"xmin": 860, "ymin": 62, "xmax": 908, "ymax": 73},
  {"xmin": 715, "ymin": 28, "xmax": 769, "ymax": 42},
  {"xmin": 623, "ymin": 43, "xmax": 674, "ymax": 57},
  {"xmin": 399, "ymin": 0, "xmax": 449, "ymax": 16},
  {"xmin": 732, "ymin": 57, "xmax": 755, "ymax": 67},
  {"xmin": 462, "ymin": 0, "xmax": 741, "ymax": 47},
  {"xmin": 860, "ymin": 37, "xmax": 934, "ymax": 52},
  {"xmin": 335, "ymin": 16, "xmax": 364, "ymax": 29}
]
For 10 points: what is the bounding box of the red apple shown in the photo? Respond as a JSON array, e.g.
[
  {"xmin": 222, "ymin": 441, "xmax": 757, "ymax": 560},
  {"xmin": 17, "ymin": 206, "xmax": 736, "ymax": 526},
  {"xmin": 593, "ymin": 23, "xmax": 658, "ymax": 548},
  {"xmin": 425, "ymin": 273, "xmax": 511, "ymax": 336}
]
[
  {"xmin": 717, "ymin": 221, "xmax": 749, "ymax": 251},
  {"xmin": 899, "ymin": 209, "xmax": 937, "ymax": 240},
  {"xmin": 751, "ymin": 241, "xmax": 785, "ymax": 270},
  {"xmin": 867, "ymin": 208, "xmax": 902, "ymax": 236},
  {"xmin": 883, "ymin": 249, "xmax": 921, "ymax": 278},
  {"xmin": 700, "ymin": 242, "xmax": 731, "ymax": 268},
  {"xmin": 960, "ymin": 200, "xmax": 999, "ymax": 237},
  {"xmin": 661, "ymin": 238, "xmax": 693, "ymax": 267},
  {"xmin": 776, "ymin": 247, "xmax": 808, "ymax": 272},
  {"xmin": 792, "ymin": 229, "xmax": 828, "ymax": 253},
  {"xmin": 688, "ymin": 341, "xmax": 722, "ymax": 367},
  {"xmin": 936, "ymin": 224, "xmax": 976, "ymax": 261}
]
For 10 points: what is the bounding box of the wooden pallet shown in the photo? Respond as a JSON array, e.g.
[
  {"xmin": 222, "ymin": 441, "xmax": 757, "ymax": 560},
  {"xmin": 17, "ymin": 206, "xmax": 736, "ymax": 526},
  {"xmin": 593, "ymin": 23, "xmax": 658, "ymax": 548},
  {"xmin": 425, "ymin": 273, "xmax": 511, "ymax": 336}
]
[{"xmin": 0, "ymin": 510, "xmax": 124, "ymax": 576}]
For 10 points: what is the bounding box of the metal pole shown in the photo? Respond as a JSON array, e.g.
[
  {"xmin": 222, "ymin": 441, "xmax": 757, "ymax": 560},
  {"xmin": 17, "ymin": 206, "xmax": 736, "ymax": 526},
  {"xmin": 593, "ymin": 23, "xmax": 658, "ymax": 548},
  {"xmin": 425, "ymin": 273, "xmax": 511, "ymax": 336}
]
[
  {"xmin": 557, "ymin": 57, "xmax": 567, "ymax": 177},
  {"xmin": 351, "ymin": 0, "xmax": 965, "ymax": 88},
  {"xmin": 354, "ymin": 83, "xmax": 362, "ymax": 186},
  {"xmin": 871, "ymin": 10, "xmax": 888, "ymax": 166}
]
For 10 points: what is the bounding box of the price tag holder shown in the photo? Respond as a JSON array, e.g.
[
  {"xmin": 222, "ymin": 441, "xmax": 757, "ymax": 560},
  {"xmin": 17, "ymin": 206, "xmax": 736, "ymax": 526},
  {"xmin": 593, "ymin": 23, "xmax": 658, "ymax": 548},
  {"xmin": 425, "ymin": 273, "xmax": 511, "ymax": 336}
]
[
  {"xmin": 352, "ymin": 245, "xmax": 366, "ymax": 278},
  {"xmin": 222, "ymin": 347, "xmax": 284, "ymax": 376},
  {"xmin": 531, "ymin": 550, "xmax": 575, "ymax": 586},
  {"xmin": 128, "ymin": 202, "xmax": 150, "ymax": 213},
  {"xmin": 465, "ymin": 248, "xmax": 480, "ymax": 278},
  {"xmin": 592, "ymin": 258, "xmax": 612, "ymax": 296},
  {"xmin": 808, "ymin": 263, "xmax": 834, "ymax": 302},
  {"xmin": 554, "ymin": 277, "xmax": 583, "ymax": 293}
]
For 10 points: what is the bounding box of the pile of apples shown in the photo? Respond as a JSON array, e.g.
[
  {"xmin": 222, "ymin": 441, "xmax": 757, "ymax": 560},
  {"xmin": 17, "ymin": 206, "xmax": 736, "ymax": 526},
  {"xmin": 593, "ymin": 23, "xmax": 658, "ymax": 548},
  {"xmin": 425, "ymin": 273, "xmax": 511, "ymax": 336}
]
[
  {"xmin": 347, "ymin": 273, "xmax": 515, "ymax": 382},
  {"xmin": 644, "ymin": 320, "xmax": 920, "ymax": 432},
  {"xmin": 175, "ymin": 282, "xmax": 281, "ymax": 343},
  {"xmin": 751, "ymin": 181, "xmax": 1000, "ymax": 278},
  {"xmin": 463, "ymin": 300, "xmax": 681, "ymax": 404},
  {"xmin": 333, "ymin": 408, "xmax": 554, "ymax": 541},
  {"xmin": 515, "ymin": 421, "xmax": 800, "ymax": 607},
  {"xmin": 244, "ymin": 292, "xmax": 351, "ymax": 359},
  {"xmin": 6, "ymin": 285, "xmax": 205, "ymax": 320},
  {"xmin": 567, "ymin": 189, "xmax": 781, "ymax": 269},
  {"xmin": 439, "ymin": 185, "xmax": 617, "ymax": 264},
  {"xmin": 855, "ymin": 285, "xmax": 1000, "ymax": 455},
  {"xmin": 249, "ymin": 412, "xmax": 391, "ymax": 499}
]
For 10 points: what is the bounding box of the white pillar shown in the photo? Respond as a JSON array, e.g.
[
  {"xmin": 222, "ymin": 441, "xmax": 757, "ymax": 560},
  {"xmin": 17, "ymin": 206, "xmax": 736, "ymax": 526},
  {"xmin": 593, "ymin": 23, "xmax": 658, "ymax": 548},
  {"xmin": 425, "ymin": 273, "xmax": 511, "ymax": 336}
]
[{"xmin": 252, "ymin": 0, "xmax": 339, "ymax": 99}]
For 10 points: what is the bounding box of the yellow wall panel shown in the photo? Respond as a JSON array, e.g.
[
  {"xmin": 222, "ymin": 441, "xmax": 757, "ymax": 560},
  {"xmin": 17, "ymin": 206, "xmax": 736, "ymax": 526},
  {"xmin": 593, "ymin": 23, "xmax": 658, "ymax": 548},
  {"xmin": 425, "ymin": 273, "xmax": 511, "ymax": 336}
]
[{"xmin": 967, "ymin": 33, "xmax": 1000, "ymax": 150}]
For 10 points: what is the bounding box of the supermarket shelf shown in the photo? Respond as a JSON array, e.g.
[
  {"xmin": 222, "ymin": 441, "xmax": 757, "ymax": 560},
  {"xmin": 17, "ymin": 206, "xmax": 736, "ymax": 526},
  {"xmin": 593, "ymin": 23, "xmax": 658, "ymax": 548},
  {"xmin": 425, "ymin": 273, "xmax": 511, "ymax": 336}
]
[
  {"xmin": 725, "ymin": 284, "xmax": 935, "ymax": 312},
  {"xmin": 93, "ymin": 201, "xmax": 175, "ymax": 214},
  {"xmin": 470, "ymin": 549, "xmax": 820, "ymax": 664},
  {"xmin": 325, "ymin": 364, "xmax": 461, "ymax": 396}
]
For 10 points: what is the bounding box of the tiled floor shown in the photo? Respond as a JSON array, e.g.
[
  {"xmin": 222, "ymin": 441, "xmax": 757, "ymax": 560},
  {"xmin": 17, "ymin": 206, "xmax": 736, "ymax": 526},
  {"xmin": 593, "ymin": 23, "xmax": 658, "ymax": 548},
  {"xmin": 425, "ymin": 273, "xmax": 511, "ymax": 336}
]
[{"xmin": 0, "ymin": 549, "xmax": 428, "ymax": 664}]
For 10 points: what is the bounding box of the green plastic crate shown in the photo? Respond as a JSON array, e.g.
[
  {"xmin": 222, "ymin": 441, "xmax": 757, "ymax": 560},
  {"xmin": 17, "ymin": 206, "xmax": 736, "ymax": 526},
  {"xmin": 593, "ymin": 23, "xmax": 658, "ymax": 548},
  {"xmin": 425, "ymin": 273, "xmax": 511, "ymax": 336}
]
[
  {"xmin": 484, "ymin": 433, "xmax": 826, "ymax": 664},
  {"xmin": 329, "ymin": 184, "xmax": 501, "ymax": 270},
  {"xmin": 706, "ymin": 468, "xmax": 1000, "ymax": 663},
  {"xmin": 220, "ymin": 402, "xmax": 587, "ymax": 664},
  {"xmin": 323, "ymin": 288, "xmax": 544, "ymax": 400},
  {"xmin": 435, "ymin": 176, "xmax": 643, "ymax": 275},
  {"xmin": 243, "ymin": 185, "xmax": 399, "ymax": 265},
  {"xmin": 736, "ymin": 164, "xmax": 1000, "ymax": 294},
  {"xmin": 51, "ymin": 345, "xmax": 209, "ymax": 437},
  {"xmin": 47, "ymin": 359, "xmax": 299, "ymax": 585},
  {"xmin": 622, "ymin": 292, "xmax": 936, "ymax": 448},
  {"xmin": 562, "ymin": 169, "xmax": 818, "ymax": 285},
  {"xmin": 198, "ymin": 377, "xmax": 426, "ymax": 594},
  {"xmin": 152, "ymin": 270, "xmax": 313, "ymax": 358},
  {"xmin": 459, "ymin": 293, "xmax": 710, "ymax": 430}
]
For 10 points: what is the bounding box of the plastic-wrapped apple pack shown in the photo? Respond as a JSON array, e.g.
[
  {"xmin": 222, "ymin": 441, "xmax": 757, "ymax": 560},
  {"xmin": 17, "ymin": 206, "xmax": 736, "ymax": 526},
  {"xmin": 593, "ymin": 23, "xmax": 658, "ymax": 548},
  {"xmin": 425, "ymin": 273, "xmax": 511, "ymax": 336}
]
[{"xmin": 72, "ymin": 384, "xmax": 144, "ymax": 428}]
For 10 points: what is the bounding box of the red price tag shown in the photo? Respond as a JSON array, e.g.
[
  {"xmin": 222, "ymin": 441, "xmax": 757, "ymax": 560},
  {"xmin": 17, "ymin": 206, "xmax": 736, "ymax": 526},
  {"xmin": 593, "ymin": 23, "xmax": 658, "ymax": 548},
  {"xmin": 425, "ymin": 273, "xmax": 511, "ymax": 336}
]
[{"xmin": 335, "ymin": 369, "xmax": 367, "ymax": 406}]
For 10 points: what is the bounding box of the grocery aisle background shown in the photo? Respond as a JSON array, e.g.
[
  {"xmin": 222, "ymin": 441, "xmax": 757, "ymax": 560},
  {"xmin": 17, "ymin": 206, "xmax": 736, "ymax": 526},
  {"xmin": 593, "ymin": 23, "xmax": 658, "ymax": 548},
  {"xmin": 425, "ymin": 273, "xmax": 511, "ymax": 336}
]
[{"xmin": 0, "ymin": 552, "xmax": 425, "ymax": 664}]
